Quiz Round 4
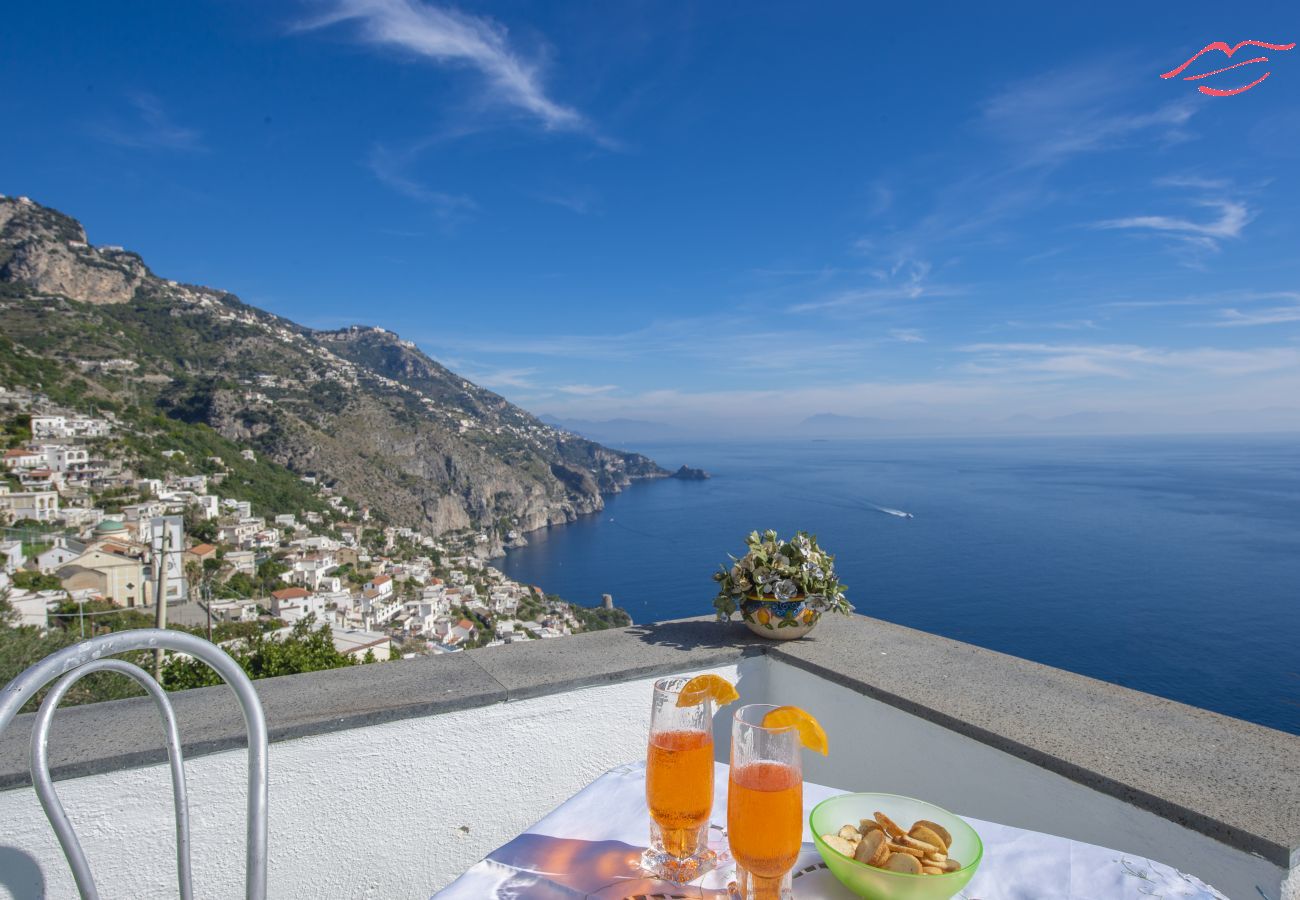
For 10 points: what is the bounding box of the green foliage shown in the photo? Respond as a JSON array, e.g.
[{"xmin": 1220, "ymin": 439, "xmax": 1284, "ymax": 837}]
[
  {"xmin": 50, "ymin": 599, "xmax": 154, "ymax": 634},
  {"xmin": 162, "ymin": 617, "xmax": 356, "ymax": 690},
  {"xmin": 0, "ymin": 623, "xmax": 150, "ymax": 711},
  {"xmin": 184, "ymin": 506, "xmax": 218, "ymax": 543},
  {"xmin": 571, "ymin": 605, "xmax": 632, "ymax": 631},
  {"xmin": 13, "ymin": 570, "xmax": 63, "ymax": 592},
  {"xmin": 3, "ymin": 413, "xmax": 32, "ymax": 448},
  {"xmin": 713, "ymin": 529, "xmax": 851, "ymax": 620},
  {"xmin": 216, "ymin": 572, "xmax": 258, "ymax": 599}
]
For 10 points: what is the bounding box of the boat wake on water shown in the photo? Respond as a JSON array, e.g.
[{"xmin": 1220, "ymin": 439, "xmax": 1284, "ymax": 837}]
[{"xmin": 872, "ymin": 505, "xmax": 914, "ymax": 519}]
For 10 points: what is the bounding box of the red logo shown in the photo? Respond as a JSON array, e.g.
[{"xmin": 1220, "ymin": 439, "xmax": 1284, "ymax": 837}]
[{"xmin": 1160, "ymin": 40, "xmax": 1295, "ymax": 96}]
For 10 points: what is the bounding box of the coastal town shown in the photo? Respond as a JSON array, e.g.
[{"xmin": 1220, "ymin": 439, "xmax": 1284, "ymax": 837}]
[{"xmin": 1, "ymin": 384, "xmax": 628, "ymax": 671}]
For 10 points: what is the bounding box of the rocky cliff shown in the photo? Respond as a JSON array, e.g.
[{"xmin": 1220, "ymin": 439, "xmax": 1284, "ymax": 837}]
[{"xmin": 0, "ymin": 194, "xmax": 668, "ymax": 538}]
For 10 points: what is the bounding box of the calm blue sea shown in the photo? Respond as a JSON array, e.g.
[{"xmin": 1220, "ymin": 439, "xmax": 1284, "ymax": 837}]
[{"xmin": 501, "ymin": 435, "xmax": 1300, "ymax": 735}]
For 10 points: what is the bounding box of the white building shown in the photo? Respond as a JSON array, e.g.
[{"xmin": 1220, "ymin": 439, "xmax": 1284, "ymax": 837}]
[
  {"xmin": 30, "ymin": 414, "xmax": 111, "ymax": 439},
  {"xmin": 0, "ymin": 488, "xmax": 59, "ymax": 523},
  {"xmin": 207, "ymin": 599, "xmax": 260, "ymax": 623},
  {"xmin": 3, "ymin": 448, "xmax": 44, "ymax": 470},
  {"xmin": 270, "ymin": 588, "xmax": 327, "ymax": 625},
  {"xmin": 38, "ymin": 445, "xmax": 89, "ymax": 472},
  {"xmin": 0, "ymin": 541, "xmax": 25, "ymax": 574},
  {"xmin": 329, "ymin": 627, "xmax": 394, "ymax": 661}
]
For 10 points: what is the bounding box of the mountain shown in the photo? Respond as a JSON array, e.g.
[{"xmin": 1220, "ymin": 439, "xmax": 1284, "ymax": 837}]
[{"xmin": 0, "ymin": 194, "xmax": 668, "ymax": 540}]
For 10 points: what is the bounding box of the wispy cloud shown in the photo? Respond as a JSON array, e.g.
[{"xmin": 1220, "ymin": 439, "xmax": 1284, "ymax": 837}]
[
  {"xmin": 532, "ymin": 187, "xmax": 600, "ymax": 215},
  {"xmin": 1004, "ymin": 319, "xmax": 1099, "ymax": 331},
  {"xmin": 457, "ymin": 367, "xmax": 537, "ymax": 389},
  {"xmin": 91, "ymin": 93, "xmax": 205, "ymax": 152},
  {"xmin": 960, "ymin": 342, "xmax": 1300, "ymax": 378},
  {"xmin": 1208, "ymin": 293, "xmax": 1300, "ymax": 327},
  {"xmin": 889, "ymin": 328, "xmax": 926, "ymax": 343},
  {"xmin": 299, "ymin": 0, "xmax": 584, "ymax": 131},
  {"xmin": 557, "ymin": 383, "xmax": 618, "ymax": 395},
  {"xmin": 1094, "ymin": 199, "xmax": 1250, "ymax": 253},
  {"xmin": 366, "ymin": 143, "xmax": 476, "ymax": 216},
  {"xmin": 981, "ymin": 58, "xmax": 1198, "ymax": 168},
  {"xmin": 789, "ymin": 255, "xmax": 962, "ymax": 315}
]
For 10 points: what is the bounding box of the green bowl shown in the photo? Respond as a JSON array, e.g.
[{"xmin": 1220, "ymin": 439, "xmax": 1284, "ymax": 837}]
[{"xmin": 810, "ymin": 792, "xmax": 982, "ymax": 900}]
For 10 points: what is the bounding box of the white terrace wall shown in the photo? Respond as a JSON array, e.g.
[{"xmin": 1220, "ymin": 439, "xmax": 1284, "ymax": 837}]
[
  {"xmin": 758, "ymin": 657, "xmax": 1290, "ymax": 900},
  {"xmin": 0, "ymin": 663, "xmax": 741, "ymax": 900}
]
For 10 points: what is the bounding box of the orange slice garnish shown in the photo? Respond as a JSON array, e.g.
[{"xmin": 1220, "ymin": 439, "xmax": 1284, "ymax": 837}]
[
  {"xmin": 676, "ymin": 674, "xmax": 740, "ymax": 708},
  {"xmin": 761, "ymin": 706, "xmax": 829, "ymax": 755}
]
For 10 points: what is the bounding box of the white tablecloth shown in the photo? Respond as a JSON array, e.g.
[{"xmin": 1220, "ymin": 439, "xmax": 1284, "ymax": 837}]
[{"xmin": 436, "ymin": 760, "xmax": 1227, "ymax": 899}]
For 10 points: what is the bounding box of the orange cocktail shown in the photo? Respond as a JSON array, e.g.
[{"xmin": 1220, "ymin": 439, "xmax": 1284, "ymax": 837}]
[
  {"xmin": 641, "ymin": 675, "xmax": 733, "ymax": 882},
  {"xmin": 727, "ymin": 760, "xmax": 802, "ymax": 881},
  {"xmin": 647, "ymin": 728, "xmax": 714, "ymax": 855},
  {"xmin": 727, "ymin": 704, "xmax": 824, "ymax": 900}
]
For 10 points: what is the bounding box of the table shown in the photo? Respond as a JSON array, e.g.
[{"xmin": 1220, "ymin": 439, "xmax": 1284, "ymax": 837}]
[{"xmin": 436, "ymin": 760, "xmax": 1227, "ymax": 899}]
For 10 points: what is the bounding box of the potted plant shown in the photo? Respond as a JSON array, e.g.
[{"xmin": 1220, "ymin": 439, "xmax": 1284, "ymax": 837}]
[{"xmin": 713, "ymin": 530, "xmax": 851, "ymax": 639}]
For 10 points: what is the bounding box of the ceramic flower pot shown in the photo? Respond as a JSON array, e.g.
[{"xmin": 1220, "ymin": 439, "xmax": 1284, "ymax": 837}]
[{"xmin": 740, "ymin": 595, "xmax": 821, "ymax": 640}]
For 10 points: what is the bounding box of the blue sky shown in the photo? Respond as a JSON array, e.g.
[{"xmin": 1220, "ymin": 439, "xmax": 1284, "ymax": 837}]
[{"xmin": 3, "ymin": 1, "xmax": 1300, "ymax": 434}]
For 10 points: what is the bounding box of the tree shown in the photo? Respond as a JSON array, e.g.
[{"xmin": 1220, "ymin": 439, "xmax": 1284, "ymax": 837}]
[
  {"xmin": 183, "ymin": 506, "xmax": 217, "ymax": 544},
  {"xmin": 12, "ymin": 570, "xmax": 63, "ymax": 592},
  {"xmin": 161, "ymin": 616, "xmax": 356, "ymax": 690}
]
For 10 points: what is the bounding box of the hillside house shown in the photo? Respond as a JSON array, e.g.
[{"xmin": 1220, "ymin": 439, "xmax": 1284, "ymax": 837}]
[
  {"xmin": 0, "ymin": 541, "xmax": 25, "ymax": 575},
  {"xmin": 184, "ymin": 543, "xmax": 218, "ymax": 568},
  {"xmin": 363, "ymin": 574, "xmax": 393, "ymax": 599},
  {"xmin": 0, "ymin": 488, "xmax": 59, "ymax": 523},
  {"xmin": 30, "ymin": 414, "xmax": 111, "ymax": 439},
  {"xmin": 3, "ymin": 448, "xmax": 43, "ymax": 470},
  {"xmin": 329, "ymin": 627, "xmax": 394, "ymax": 661},
  {"xmin": 270, "ymin": 587, "xmax": 326, "ymax": 624},
  {"xmin": 36, "ymin": 445, "xmax": 89, "ymax": 472},
  {"xmin": 207, "ymin": 599, "xmax": 260, "ymax": 623},
  {"xmin": 34, "ymin": 537, "xmax": 88, "ymax": 573}
]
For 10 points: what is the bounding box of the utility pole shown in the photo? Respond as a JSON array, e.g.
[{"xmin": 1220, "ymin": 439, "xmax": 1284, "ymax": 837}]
[{"xmin": 152, "ymin": 518, "xmax": 169, "ymax": 680}]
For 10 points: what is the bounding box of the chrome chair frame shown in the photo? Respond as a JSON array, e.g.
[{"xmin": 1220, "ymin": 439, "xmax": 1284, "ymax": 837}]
[{"xmin": 0, "ymin": 628, "xmax": 268, "ymax": 900}]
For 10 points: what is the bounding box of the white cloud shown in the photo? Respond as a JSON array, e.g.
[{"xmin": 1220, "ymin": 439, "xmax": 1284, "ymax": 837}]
[
  {"xmin": 889, "ymin": 329, "xmax": 926, "ymax": 343},
  {"xmin": 557, "ymin": 383, "xmax": 618, "ymax": 395},
  {"xmin": 1094, "ymin": 199, "xmax": 1250, "ymax": 252},
  {"xmin": 91, "ymin": 93, "xmax": 205, "ymax": 152},
  {"xmin": 1210, "ymin": 296, "xmax": 1300, "ymax": 327},
  {"xmin": 366, "ymin": 144, "xmax": 476, "ymax": 215},
  {"xmin": 1004, "ymin": 319, "xmax": 1099, "ymax": 331},
  {"xmin": 790, "ymin": 256, "xmax": 962, "ymax": 315},
  {"xmin": 300, "ymin": 0, "xmax": 584, "ymax": 130},
  {"xmin": 459, "ymin": 367, "xmax": 537, "ymax": 389},
  {"xmin": 960, "ymin": 342, "xmax": 1300, "ymax": 378},
  {"xmin": 981, "ymin": 59, "xmax": 1198, "ymax": 168}
]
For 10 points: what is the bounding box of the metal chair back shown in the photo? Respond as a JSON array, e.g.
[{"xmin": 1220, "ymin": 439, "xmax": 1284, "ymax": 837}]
[{"xmin": 0, "ymin": 628, "xmax": 268, "ymax": 900}]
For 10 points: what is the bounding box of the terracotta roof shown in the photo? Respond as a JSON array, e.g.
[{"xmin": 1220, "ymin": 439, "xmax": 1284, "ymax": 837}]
[
  {"xmin": 371, "ymin": 575, "xmax": 392, "ymax": 585},
  {"xmin": 456, "ymin": 618, "xmax": 475, "ymax": 630},
  {"xmin": 3, "ymin": 449, "xmax": 37, "ymax": 459},
  {"xmin": 271, "ymin": 587, "xmax": 310, "ymax": 600},
  {"xmin": 188, "ymin": 543, "xmax": 216, "ymax": 556}
]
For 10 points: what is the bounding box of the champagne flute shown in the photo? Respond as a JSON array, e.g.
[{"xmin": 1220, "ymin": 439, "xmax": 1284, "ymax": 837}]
[
  {"xmin": 642, "ymin": 676, "xmax": 719, "ymax": 882},
  {"xmin": 727, "ymin": 704, "xmax": 803, "ymax": 899}
]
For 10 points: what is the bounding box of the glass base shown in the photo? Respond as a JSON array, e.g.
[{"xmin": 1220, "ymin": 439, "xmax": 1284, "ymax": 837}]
[
  {"xmin": 641, "ymin": 820, "xmax": 719, "ymax": 883},
  {"xmin": 639, "ymin": 844, "xmax": 719, "ymax": 884},
  {"xmin": 728, "ymin": 865, "xmax": 793, "ymax": 899}
]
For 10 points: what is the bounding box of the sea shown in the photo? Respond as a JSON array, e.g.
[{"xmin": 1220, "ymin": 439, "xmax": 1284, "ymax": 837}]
[{"xmin": 500, "ymin": 435, "xmax": 1300, "ymax": 735}]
